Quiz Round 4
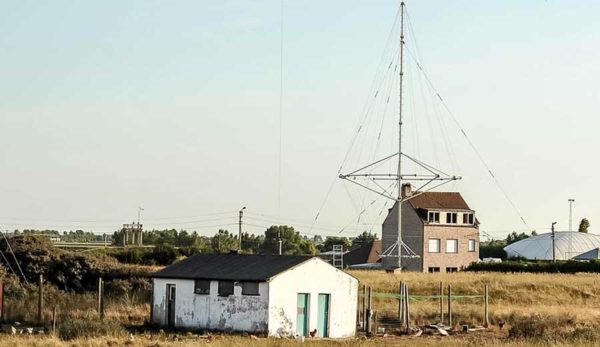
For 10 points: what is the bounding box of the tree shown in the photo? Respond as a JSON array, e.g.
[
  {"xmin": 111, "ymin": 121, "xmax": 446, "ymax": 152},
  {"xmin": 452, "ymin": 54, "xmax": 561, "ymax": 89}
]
[
  {"xmin": 506, "ymin": 231, "xmax": 535, "ymax": 245},
  {"xmin": 579, "ymin": 218, "xmax": 590, "ymax": 233},
  {"xmin": 320, "ymin": 236, "xmax": 351, "ymax": 252},
  {"xmin": 352, "ymin": 231, "xmax": 378, "ymax": 247},
  {"xmin": 241, "ymin": 232, "xmax": 265, "ymax": 254},
  {"xmin": 211, "ymin": 229, "xmax": 238, "ymax": 253},
  {"xmin": 261, "ymin": 225, "xmax": 316, "ymax": 255}
]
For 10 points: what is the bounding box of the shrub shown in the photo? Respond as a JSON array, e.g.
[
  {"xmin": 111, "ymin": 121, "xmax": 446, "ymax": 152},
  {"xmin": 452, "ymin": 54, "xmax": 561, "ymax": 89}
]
[
  {"xmin": 57, "ymin": 318, "xmax": 125, "ymax": 340},
  {"xmin": 467, "ymin": 259, "xmax": 600, "ymax": 273}
]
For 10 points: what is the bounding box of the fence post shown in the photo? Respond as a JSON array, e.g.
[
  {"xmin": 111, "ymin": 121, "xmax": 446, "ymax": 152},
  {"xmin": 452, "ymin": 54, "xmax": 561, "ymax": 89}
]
[
  {"xmin": 98, "ymin": 277, "xmax": 104, "ymax": 319},
  {"xmin": 405, "ymin": 284, "xmax": 410, "ymax": 334},
  {"xmin": 362, "ymin": 284, "xmax": 367, "ymax": 331},
  {"xmin": 38, "ymin": 274, "xmax": 44, "ymax": 325},
  {"xmin": 398, "ymin": 281, "xmax": 404, "ymax": 324},
  {"xmin": 366, "ymin": 286, "xmax": 372, "ymax": 335},
  {"xmin": 484, "ymin": 284, "xmax": 489, "ymax": 328},
  {"xmin": 373, "ymin": 311, "xmax": 378, "ymax": 335},
  {"xmin": 439, "ymin": 281, "xmax": 443, "ymax": 324},
  {"xmin": 447, "ymin": 284, "xmax": 452, "ymax": 328},
  {"xmin": 52, "ymin": 306, "xmax": 57, "ymax": 336}
]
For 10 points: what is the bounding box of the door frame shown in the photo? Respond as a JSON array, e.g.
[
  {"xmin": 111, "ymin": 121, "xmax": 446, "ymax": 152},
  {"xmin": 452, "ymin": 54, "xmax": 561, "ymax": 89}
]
[
  {"xmin": 317, "ymin": 293, "xmax": 331, "ymax": 338},
  {"xmin": 296, "ymin": 293, "xmax": 310, "ymax": 337},
  {"xmin": 166, "ymin": 283, "xmax": 176, "ymax": 329}
]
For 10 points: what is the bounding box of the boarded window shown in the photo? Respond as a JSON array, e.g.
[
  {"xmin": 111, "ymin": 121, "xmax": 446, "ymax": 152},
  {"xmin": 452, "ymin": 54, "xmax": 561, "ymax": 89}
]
[
  {"xmin": 428, "ymin": 239, "xmax": 440, "ymax": 253},
  {"xmin": 242, "ymin": 282, "xmax": 260, "ymax": 296},
  {"xmin": 446, "ymin": 239, "xmax": 458, "ymax": 253},
  {"xmin": 468, "ymin": 239, "xmax": 476, "ymax": 252},
  {"xmin": 218, "ymin": 281, "xmax": 234, "ymax": 296},
  {"xmin": 194, "ymin": 280, "xmax": 210, "ymax": 295}
]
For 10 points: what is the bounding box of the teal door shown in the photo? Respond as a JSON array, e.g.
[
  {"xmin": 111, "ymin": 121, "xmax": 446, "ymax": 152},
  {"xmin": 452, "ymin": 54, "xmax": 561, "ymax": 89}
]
[
  {"xmin": 317, "ymin": 294, "xmax": 330, "ymax": 337},
  {"xmin": 296, "ymin": 293, "xmax": 309, "ymax": 336}
]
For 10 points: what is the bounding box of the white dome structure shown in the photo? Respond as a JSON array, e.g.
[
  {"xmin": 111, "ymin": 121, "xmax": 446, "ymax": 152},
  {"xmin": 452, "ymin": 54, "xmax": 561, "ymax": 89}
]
[{"xmin": 504, "ymin": 232, "xmax": 600, "ymax": 260}]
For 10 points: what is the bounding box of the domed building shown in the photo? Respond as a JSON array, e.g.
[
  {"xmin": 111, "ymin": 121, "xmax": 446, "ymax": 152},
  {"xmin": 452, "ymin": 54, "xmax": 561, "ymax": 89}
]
[{"xmin": 504, "ymin": 231, "xmax": 600, "ymax": 260}]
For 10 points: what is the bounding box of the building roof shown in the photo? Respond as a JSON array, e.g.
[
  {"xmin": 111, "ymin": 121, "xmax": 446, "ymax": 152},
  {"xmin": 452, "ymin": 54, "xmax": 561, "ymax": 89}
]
[
  {"xmin": 407, "ymin": 192, "xmax": 471, "ymax": 210},
  {"xmin": 152, "ymin": 253, "xmax": 313, "ymax": 281},
  {"xmin": 504, "ymin": 232, "xmax": 600, "ymax": 260},
  {"xmin": 343, "ymin": 240, "xmax": 381, "ymax": 266},
  {"xmin": 573, "ymin": 248, "xmax": 600, "ymax": 260}
]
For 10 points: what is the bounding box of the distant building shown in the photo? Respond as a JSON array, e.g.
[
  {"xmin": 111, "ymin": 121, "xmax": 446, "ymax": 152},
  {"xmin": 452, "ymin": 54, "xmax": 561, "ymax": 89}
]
[
  {"xmin": 150, "ymin": 253, "xmax": 358, "ymax": 338},
  {"xmin": 504, "ymin": 231, "xmax": 600, "ymax": 260},
  {"xmin": 344, "ymin": 240, "xmax": 382, "ymax": 269},
  {"xmin": 382, "ymin": 184, "xmax": 479, "ymax": 272}
]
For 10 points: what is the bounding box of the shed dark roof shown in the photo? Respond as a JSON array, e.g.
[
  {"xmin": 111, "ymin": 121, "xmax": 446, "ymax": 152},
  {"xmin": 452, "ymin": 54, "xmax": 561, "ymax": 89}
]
[
  {"xmin": 152, "ymin": 253, "xmax": 313, "ymax": 281},
  {"xmin": 407, "ymin": 192, "xmax": 470, "ymax": 210}
]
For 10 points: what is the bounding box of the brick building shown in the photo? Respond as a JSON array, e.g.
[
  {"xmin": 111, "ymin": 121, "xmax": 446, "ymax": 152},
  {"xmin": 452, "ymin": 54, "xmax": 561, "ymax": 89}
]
[{"xmin": 382, "ymin": 184, "xmax": 479, "ymax": 272}]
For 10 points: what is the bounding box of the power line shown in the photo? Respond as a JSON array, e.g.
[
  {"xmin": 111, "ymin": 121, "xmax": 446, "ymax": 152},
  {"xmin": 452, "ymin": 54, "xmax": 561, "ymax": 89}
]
[{"xmin": 1, "ymin": 231, "xmax": 28, "ymax": 283}]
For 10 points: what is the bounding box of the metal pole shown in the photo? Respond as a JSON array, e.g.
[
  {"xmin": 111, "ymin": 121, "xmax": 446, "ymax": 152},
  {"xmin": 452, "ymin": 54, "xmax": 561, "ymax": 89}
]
[
  {"xmin": 367, "ymin": 286, "xmax": 372, "ymax": 335},
  {"xmin": 398, "ymin": 281, "xmax": 404, "ymax": 323},
  {"xmin": 278, "ymin": 230, "xmax": 282, "ymax": 255},
  {"xmin": 405, "ymin": 284, "xmax": 410, "ymax": 334},
  {"xmin": 98, "ymin": 277, "xmax": 104, "ymax": 319},
  {"xmin": 568, "ymin": 199, "xmax": 575, "ymax": 231},
  {"xmin": 238, "ymin": 207, "xmax": 246, "ymax": 251},
  {"xmin": 551, "ymin": 222, "xmax": 557, "ymax": 263},
  {"xmin": 395, "ymin": 0, "xmax": 406, "ymax": 270}
]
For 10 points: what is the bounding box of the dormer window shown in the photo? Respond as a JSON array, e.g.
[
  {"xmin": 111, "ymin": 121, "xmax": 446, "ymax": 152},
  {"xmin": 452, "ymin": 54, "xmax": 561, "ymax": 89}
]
[
  {"xmin": 463, "ymin": 213, "xmax": 474, "ymax": 224},
  {"xmin": 428, "ymin": 211, "xmax": 440, "ymax": 223},
  {"xmin": 446, "ymin": 212, "xmax": 458, "ymax": 224}
]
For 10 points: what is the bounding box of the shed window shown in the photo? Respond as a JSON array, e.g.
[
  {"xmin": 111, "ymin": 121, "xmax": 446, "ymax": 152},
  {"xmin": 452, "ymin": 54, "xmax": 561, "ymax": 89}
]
[
  {"xmin": 446, "ymin": 239, "xmax": 458, "ymax": 253},
  {"xmin": 242, "ymin": 282, "xmax": 260, "ymax": 296},
  {"xmin": 194, "ymin": 280, "xmax": 210, "ymax": 295},
  {"xmin": 446, "ymin": 212, "xmax": 458, "ymax": 224},
  {"xmin": 446, "ymin": 267, "xmax": 458, "ymax": 273},
  {"xmin": 428, "ymin": 239, "xmax": 440, "ymax": 253},
  {"xmin": 218, "ymin": 281, "xmax": 234, "ymax": 296},
  {"xmin": 428, "ymin": 267, "xmax": 440, "ymax": 273},
  {"xmin": 428, "ymin": 211, "xmax": 440, "ymax": 223}
]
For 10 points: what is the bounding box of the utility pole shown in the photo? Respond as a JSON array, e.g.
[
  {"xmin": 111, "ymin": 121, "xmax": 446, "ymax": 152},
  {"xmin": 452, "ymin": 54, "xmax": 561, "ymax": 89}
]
[
  {"xmin": 238, "ymin": 207, "xmax": 246, "ymax": 251},
  {"xmin": 278, "ymin": 230, "xmax": 282, "ymax": 255},
  {"xmin": 551, "ymin": 222, "xmax": 557, "ymax": 263},
  {"xmin": 395, "ymin": 0, "xmax": 406, "ymax": 270},
  {"xmin": 568, "ymin": 199, "xmax": 575, "ymax": 231},
  {"xmin": 137, "ymin": 206, "xmax": 144, "ymax": 246}
]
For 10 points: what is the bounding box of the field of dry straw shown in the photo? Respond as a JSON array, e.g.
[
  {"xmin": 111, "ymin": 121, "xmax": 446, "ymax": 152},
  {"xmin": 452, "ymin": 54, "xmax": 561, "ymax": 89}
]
[{"xmin": 2, "ymin": 270, "xmax": 600, "ymax": 346}]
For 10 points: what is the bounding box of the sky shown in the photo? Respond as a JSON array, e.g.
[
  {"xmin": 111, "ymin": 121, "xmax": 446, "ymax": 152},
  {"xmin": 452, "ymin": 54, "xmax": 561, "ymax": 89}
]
[{"xmin": 1, "ymin": 0, "xmax": 599, "ymax": 239}]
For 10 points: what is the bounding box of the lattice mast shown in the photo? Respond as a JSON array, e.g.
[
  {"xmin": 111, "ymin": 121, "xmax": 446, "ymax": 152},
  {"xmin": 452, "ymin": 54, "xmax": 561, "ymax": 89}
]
[{"xmin": 339, "ymin": 1, "xmax": 461, "ymax": 270}]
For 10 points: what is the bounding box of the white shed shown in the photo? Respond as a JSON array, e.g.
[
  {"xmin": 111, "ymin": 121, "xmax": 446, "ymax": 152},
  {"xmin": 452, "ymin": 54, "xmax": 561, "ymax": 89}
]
[{"xmin": 150, "ymin": 253, "xmax": 358, "ymax": 338}]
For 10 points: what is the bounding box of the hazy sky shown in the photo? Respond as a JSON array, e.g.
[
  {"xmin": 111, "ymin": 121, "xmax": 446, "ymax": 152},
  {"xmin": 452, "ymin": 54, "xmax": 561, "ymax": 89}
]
[{"xmin": 1, "ymin": 0, "xmax": 599, "ymax": 239}]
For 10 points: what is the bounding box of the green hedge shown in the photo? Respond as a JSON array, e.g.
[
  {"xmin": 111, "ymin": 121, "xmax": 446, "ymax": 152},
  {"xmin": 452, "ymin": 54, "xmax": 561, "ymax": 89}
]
[{"xmin": 467, "ymin": 259, "xmax": 600, "ymax": 273}]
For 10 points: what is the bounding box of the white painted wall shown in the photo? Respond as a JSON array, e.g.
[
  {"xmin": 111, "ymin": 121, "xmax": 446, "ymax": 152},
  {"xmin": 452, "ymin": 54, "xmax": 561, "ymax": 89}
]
[
  {"xmin": 267, "ymin": 258, "xmax": 358, "ymax": 338},
  {"xmin": 152, "ymin": 278, "xmax": 269, "ymax": 333}
]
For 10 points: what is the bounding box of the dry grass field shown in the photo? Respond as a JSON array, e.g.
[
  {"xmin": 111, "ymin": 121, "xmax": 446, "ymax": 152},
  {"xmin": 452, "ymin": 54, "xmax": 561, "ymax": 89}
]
[{"xmin": 3, "ymin": 270, "xmax": 600, "ymax": 346}]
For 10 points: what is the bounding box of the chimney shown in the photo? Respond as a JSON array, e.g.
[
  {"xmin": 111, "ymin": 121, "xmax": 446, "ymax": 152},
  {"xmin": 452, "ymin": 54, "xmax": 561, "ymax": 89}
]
[{"xmin": 401, "ymin": 183, "xmax": 412, "ymax": 198}]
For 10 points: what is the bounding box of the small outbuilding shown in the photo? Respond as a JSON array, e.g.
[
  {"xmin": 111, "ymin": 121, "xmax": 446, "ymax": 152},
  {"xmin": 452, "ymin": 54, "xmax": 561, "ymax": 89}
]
[{"xmin": 150, "ymin": 253, "xmax": 358, "ymax": 338}]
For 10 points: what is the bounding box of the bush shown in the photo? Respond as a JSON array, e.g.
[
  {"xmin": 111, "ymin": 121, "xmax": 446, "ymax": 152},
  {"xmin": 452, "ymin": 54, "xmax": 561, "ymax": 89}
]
[
  {"xmin": 57, "ymin": 318, "xmax": 125, "ymax": 340},
  {"xmin": 151, "ymin": 244, "xmax": 180, "ymax": 265},
  {"xmin": 467, "ymin": 259, "xmax": 600, "ymax": 273}
]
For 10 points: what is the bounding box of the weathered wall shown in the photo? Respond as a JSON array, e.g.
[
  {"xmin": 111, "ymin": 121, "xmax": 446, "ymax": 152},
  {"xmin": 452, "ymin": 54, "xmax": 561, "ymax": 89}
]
[
  {"xmin": 151, "ymin": 278, "xmax": 269, "ymax": 333},
  {"xmin": 422, "ymin": 224, "xmax": 479, "ymax": 272},
  {"xmin": 381, "ymin": 201, "xmax": 424, "ymax": 271},
  {"xmin": 267, "ymin": 258, "xmax": 358, "ymax": 338}
]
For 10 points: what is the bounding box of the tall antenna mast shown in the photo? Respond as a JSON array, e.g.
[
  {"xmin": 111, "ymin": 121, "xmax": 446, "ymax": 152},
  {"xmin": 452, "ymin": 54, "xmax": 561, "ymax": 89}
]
[
  {"xmin": 339, "ymin": 1, "xmax": 460, "ymax": 270},
  {"xmin": 395, "ymin": 1, "xmax": 406, "ymax": 269}
]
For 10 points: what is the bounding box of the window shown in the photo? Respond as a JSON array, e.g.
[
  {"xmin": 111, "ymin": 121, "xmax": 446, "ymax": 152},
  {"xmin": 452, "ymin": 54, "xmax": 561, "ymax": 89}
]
[
  {"xmin": 194, "ymin": 280, "xmax": 210, "ymax": 295},
  {"xmin": 463, "ymin": 213, "xmax": 474, "ymax": 224},
  {"xmin": 446, "ymin": 212, "xmax": 458, "ymax": 224},
  {"xmin": 468, "ymin": 239, "xmax": 476, "ymax": 252},
  {"xmin": 446, "ymin": 267, "xmax": 458, "ymax": 273},
  {"xmin": 428, "ymin": 267, "xmax": 440, "ymax": 273},
  {"xmin": 218, "ymin": 281, "xmax": 235, "ymax": 296},
  {"xmin": 242, "ymin": 282, "xmax": 260, "ymax": 296},
  {"xmin": 428, "ymin": 239, "xmax": 440, "ymax": 253},
  {"xmin": 446, "ymin": 239, "xmax": 458, "ymax": 253},
  {"xmin": 428, "ymin": 211, "xmax": 440, "ymax": 223}
]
